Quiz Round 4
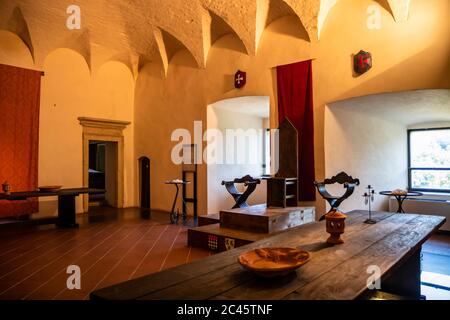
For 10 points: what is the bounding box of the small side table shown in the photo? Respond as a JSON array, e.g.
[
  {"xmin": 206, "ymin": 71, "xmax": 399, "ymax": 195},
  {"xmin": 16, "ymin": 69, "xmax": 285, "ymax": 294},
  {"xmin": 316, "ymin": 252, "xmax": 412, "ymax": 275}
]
[
  {"xmin": 379, "ymin": 191, "xmax": 423, "ymax": 213},
  {"xmin": 165, "ymin": 180, "xmax": 190, "ymax": 224}
]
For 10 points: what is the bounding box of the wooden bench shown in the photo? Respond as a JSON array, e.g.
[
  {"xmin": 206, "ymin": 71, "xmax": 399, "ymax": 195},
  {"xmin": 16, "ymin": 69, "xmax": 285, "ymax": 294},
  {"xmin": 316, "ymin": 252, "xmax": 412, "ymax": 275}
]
[{"xmin": 0, "ymin": 188, "xmax": 105, "ymax": 228}]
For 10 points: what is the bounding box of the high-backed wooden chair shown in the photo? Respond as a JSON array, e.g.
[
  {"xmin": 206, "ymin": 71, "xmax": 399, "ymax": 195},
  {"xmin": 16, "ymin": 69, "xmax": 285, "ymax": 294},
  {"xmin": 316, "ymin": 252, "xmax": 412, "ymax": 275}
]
[
  {"xmin": 266, "ymin": 118, "xmax": 299, "ymax": 208},
  {"xmin": 314, "ymin": 172, "xmax": 360, "ymax": 220}
]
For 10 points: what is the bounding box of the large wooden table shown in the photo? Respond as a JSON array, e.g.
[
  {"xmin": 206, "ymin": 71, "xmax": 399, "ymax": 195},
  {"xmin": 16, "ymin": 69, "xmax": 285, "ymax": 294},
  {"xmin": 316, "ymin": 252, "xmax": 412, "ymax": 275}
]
[
  {"xmin": 90, "ymin": 210, "xmax": 445, "ymax": 300},
  {"xmin": 0, "ymin": 188, "xmax": 105, "ymax": 228}
]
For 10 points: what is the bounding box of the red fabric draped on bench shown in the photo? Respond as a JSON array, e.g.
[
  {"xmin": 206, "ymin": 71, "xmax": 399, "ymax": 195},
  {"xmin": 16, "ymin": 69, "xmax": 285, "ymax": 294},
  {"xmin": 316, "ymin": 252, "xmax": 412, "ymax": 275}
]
[
  {"xmin": 0, "ymin": 64, "xmax": 41, "ymax": 218},
  {"xmin": 277, "ymin": 60, "xmax": 316, "ymax": 201}
]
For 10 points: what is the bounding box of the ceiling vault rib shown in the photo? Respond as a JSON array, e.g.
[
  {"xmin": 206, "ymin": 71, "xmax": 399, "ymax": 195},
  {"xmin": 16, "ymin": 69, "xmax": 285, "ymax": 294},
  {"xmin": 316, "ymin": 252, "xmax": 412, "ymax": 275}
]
[
  {"xmin": 153, "ymin": 27, "xmax": 169, "ymax": 77},
  {"xmin": 0, "ymin": 0, "xmax": 414, "ymax": 77},
  {"xmin": 386, "ymin": 0, "xmax": 411, "ymax": 22}
]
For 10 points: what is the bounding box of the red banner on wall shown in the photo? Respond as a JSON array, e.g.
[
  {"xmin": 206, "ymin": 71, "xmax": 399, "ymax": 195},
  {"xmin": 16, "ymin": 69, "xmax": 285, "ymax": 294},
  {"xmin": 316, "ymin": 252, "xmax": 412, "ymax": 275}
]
[
  {"xmin": 277, "ymin": 60, "xmax": 316, "ymax": 201},
  {"xmin": 0, "ymin": 64, "xmax": 41, "ymax": 218}
]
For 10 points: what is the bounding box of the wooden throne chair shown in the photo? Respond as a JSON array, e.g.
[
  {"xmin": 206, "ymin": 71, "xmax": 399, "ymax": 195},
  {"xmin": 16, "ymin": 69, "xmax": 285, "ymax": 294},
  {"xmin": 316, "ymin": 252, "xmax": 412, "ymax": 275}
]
[
  {"xmin": 266, "ymin": 118, "xmax": 299, "ymax": 208},
  {"xmin": 314, "ymin": 172, "xmax": 360, "ymax": 221}
]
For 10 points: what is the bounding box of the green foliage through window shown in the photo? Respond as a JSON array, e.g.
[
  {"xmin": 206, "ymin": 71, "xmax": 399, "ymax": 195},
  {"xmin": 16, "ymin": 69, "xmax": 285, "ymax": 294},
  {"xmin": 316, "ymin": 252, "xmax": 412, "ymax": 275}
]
[{"xmin": 409, "ymin": 128, "xmax": 450, "ymax": 192}]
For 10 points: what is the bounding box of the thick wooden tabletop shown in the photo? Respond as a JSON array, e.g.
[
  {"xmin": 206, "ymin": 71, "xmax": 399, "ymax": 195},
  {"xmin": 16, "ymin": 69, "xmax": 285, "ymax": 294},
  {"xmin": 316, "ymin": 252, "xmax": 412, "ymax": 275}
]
[
  {"xmin": 0, "ymin": 188, "xmax": 105, "ymax": 200},
  {"xmin": 90, "ymin": 210, "xmax": 445, "ymax": 300}
]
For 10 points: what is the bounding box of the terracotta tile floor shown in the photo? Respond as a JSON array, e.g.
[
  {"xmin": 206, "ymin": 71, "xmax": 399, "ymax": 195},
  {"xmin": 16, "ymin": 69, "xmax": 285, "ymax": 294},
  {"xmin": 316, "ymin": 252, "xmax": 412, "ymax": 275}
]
[
  {"xmin": 0, "ymin": 210, "xmax": 211, "ymax": 300},
  {"xmin": 0, "ymin": 208, "xmax": 449, "ymax": 300}
]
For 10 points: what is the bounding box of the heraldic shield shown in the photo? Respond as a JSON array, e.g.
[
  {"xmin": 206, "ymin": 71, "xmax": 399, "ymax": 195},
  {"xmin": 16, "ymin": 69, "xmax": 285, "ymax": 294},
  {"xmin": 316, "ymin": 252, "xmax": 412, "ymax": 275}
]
[{"xmin": 353, "ymin": 50, "xmax": 372, "ymax": 75}]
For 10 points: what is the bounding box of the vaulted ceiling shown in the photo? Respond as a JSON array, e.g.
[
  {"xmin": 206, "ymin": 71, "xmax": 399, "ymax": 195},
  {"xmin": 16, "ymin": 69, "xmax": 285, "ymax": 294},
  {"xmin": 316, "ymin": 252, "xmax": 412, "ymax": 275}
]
[{"xmin": 0, "ymin": 0, "xmax": 411, "ymax": 75}]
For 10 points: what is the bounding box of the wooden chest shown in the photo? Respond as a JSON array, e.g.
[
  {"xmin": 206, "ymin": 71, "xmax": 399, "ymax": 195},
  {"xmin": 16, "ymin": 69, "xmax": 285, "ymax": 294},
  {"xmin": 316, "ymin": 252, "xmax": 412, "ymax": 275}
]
[{"xmin": 220, "ymin": 204, "xmax": 315, "ymax": 234}]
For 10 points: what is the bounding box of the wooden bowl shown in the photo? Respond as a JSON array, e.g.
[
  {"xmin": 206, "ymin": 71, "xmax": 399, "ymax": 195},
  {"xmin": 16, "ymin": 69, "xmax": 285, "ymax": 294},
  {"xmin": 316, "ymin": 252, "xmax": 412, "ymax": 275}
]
[
  {"xmin": 38, "ymin": 185, "xmax": 62, "ymax": 192},
  {"xmin": 238, "ymin": 247, "xmax": 310, "ymax": 278}
]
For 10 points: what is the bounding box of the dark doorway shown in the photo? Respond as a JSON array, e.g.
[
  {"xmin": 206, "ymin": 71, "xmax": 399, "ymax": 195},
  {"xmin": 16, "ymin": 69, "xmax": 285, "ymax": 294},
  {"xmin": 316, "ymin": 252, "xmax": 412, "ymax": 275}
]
[
  {"xmin": 89, "ymin": 141, "xmax": 118, "ymax": 207},
  {"xmin": 89, "ymin": 142, "xmax": 106, "ymax": 205},
  {"xmin": 139, "ymin": 157, "xmax": 151, "ymax": 210}
]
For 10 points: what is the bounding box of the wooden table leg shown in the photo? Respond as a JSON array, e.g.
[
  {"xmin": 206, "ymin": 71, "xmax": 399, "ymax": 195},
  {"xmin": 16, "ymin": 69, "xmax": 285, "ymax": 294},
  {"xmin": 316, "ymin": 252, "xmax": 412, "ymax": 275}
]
[
  {"xmin": 57, "ymin": 194, "xmax": 79, "ymax": 228},
  {"xmin": 381, "ymin": 247, "xmax": 422, "ymax": 299}
]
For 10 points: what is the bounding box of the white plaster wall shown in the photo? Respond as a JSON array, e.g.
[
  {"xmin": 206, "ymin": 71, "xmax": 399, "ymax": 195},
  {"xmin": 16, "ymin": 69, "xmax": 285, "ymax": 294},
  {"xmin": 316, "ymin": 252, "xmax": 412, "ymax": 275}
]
[
  {"xmin": 324, "ymin": 89, "xmax": 450, "ymax": 213},
  {"xmin": 207, "ymin": 97, "xmax": 269, "ymax": 214},
  {"xmin": 324, "ymin": 104, "xmax": 407, "ymax": 212},
  {"xmin": 36, "ymin": 50, "xmax": 135, "ymax": 217}
]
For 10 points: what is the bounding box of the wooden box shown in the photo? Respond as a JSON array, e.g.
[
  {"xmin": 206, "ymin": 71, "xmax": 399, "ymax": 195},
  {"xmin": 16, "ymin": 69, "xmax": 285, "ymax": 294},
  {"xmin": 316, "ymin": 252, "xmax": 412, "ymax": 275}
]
[{"xmin": 220, "ymin": 204, "xmax": 314, "ymax": 234}]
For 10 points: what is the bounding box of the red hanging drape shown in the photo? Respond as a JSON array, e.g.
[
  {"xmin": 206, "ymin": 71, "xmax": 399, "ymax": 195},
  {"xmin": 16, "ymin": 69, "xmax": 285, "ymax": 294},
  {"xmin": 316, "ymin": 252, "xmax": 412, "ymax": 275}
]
[
  {"xmin": 0, "ymin": 64, "xmax": 41, "ymax": 218},
  {"xmin": 277, "ymin": 60, "xmax": 316, "ymax": 201}
]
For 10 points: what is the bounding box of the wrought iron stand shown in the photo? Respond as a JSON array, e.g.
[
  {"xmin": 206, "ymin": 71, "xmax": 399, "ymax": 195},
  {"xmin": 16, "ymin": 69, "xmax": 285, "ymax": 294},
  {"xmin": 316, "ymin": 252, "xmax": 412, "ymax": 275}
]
[{"xmin": 166, "ymin": 180, "xmax": 190, "ymax": 224}]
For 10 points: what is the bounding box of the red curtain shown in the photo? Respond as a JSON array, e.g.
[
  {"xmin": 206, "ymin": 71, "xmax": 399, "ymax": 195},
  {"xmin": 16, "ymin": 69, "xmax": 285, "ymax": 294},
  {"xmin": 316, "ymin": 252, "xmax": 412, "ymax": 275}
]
[
  {"xmin": 0, "ymin": 64, "xmax": 41, "ymax": 218},
  {"xmin": 277, "ymin": 60, "xmax": 316, "ymax": 201}
]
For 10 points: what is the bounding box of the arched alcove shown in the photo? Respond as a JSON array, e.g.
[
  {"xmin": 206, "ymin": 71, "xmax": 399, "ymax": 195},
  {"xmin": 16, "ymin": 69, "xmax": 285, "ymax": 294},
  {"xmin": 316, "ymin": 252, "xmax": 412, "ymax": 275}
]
[
  {"xmin": 93, "ymin": 60, "xmax": 135, "ymax": 121},
  {"xmin": 264, "ymin": 0, "xmax": 310, "ymax": 41},
  {"xmin": 324, "ymin": 89, "xmax": 450, "ymax": 212},
  {"xmin": 169, "ymin": 49, "xmax": 199, "ymax": 69},
  {"xmin": 0, "ymin": 30, "xmax": 34, "ymax": 68},
  {"xmin": 43, "ymin": 48, "xmax": 90, "ymax": 76},
  {"xmin": 208, "ymin": 33, "xmax": 248, "ymax": 58},
  {"xmin": 206, "ymin": 96, "xmax": 270, "ymax": 214},
  {"xmin": 208, "ymin": 10, "xmax": 248, "ymax": 55}
]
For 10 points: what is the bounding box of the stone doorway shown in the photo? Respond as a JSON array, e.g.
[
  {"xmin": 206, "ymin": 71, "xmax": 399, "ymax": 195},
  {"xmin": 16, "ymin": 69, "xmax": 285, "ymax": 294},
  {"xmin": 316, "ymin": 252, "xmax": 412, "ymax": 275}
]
[{"xmin": 78, "ymin": 117, "xmax": 131, "ymax": 212}]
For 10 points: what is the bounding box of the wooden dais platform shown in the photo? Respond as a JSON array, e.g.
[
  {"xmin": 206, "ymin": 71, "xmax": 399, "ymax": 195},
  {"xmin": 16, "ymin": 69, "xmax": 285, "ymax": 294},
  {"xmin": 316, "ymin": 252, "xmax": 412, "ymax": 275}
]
[
  {"xmin": 221, "ymin": 204, "xmax": 314, "ymax": 233},
  {"xmin": 198, "ymin": 213, "xmax": 219, "ymax": 226},
  {"xmin": 188, "ymin": 205, "xmax": 315, "ymax": 252}
]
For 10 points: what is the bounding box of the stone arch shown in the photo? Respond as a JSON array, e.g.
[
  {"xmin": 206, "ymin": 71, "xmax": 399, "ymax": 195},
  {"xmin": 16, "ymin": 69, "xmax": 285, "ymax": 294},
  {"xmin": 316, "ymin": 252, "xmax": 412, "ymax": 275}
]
[
  {"xmin": 158, "ymin": 27, "xmax": 201, "ymax": 70},
  {"xmin": 40, "ymin": 29, "xmax": 91, "ymax": 73},
  {"xmin": 201, "ymin": 0, "xmax": 256, "ymax": 56},
  {"xmin": 1, "ymin": 6, "xmax": 34, "ymax": 62},
  {"xmin": 0, "ymin": 29, "xmax": 34, "ymax": 68},
  {"xmin": 169, "ymin": 49, "xmax": 200, "ymax": 70},
  {"xmin": 264, "ymin": 0, "xmax": 311, "ymax": 42},
  {"xmin": 279, "ymin": 0, "xmax": 320, "ymax": 42},
  {"xmin": 96, "ymin": 59, "xmax": 135, "ymax": 83},
  {"xmin": 263, "ymin": 15, "xmax": 311, "ymax": 44},
  {"xmin": 207, "ymin": 11, "xmax": 249, "ymax": 55},
  {"xmin": 206, "ymin": 10, "xmax": 251, "ymax": 55},
  {"xmin": 97, "ymin": 52, "xmax": 143, "ymax": 80},
  {"xmin": 42, "ymin": 48, "xmax": 91, "ymax": 80},
  {"xmin": 52, "ymin": 29, "xmax": 91, "ymax": 72}
]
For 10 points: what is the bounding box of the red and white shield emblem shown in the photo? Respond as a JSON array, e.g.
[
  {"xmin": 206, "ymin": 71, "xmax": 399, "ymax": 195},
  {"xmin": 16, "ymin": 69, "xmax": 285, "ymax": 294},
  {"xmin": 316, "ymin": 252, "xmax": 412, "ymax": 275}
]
[{"xmin": 234, "ymin": 70, "xmax": 246, "ymax": 89}]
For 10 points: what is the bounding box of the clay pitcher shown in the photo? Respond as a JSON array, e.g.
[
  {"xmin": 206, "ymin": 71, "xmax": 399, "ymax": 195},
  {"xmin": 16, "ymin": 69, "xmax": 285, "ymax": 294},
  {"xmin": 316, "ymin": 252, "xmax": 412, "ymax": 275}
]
[{"xmin": 325, "ymin": 209, "xmax": 347, "ymax": 245}]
